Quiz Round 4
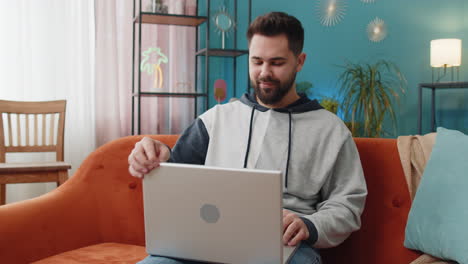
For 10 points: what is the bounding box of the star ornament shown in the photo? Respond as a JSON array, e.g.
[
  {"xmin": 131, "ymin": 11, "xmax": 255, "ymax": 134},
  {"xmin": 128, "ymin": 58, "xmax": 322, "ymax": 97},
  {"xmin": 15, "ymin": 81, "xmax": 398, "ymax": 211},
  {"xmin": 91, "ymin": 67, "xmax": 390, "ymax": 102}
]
[
  {"xmin": 367, "ymin": 17, "xmax": 387, "ymax": 42},
  {"xmin": 317, "ymin": 0, "xmax": 347, "ymax": 27}
]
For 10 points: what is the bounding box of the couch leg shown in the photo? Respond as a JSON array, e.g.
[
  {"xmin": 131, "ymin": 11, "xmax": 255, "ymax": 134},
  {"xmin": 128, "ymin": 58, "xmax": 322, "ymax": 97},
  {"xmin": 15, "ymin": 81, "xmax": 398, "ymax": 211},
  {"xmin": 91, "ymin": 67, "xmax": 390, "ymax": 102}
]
[{"xmin": 0, "ymin": 184, "xmax": 5, "ymax": 205}]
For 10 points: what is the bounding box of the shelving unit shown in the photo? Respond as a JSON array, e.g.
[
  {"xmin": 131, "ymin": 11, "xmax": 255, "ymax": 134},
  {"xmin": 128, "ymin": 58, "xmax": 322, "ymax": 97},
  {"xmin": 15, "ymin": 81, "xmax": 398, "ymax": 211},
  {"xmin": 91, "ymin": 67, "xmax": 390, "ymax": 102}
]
[
  {"xmin": 131, "ymin": 0, "xmax": 251, "ymax": 135},
  {"xmin": 137, "ymin": 13, "xmax": 207, "ymax": 25},
  {"xmin": 418, "ymin": 81, "xmax": 468, "ymax": 133}
]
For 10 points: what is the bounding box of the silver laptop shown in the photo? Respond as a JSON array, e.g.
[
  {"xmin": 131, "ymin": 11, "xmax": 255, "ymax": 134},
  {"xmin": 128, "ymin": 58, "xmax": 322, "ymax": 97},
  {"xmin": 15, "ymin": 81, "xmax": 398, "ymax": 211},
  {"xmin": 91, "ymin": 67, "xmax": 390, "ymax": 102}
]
[{"xmin": 142, "ymin": 162, "xmax": 298, "ymax": 264}]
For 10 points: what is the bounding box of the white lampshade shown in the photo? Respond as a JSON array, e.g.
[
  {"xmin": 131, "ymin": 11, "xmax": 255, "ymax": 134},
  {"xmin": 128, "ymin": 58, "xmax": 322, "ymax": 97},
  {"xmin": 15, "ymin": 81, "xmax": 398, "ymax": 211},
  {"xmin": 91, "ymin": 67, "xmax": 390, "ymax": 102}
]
[{"xmin": 430, "ymin": 39, "xmax": 462, "ymax": 67}]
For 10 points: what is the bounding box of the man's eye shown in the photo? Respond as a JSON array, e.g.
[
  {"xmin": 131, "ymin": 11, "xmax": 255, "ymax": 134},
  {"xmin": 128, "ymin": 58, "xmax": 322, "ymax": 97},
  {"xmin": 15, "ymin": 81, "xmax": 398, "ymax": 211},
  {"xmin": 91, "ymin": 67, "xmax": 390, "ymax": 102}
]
[
  {"xmin": 252, "ymin": 61, "xmax": 262, "ymax": 65},
  {"xmin": 272, "ymin": 63, "xmax": 283, "ymax": 66}
]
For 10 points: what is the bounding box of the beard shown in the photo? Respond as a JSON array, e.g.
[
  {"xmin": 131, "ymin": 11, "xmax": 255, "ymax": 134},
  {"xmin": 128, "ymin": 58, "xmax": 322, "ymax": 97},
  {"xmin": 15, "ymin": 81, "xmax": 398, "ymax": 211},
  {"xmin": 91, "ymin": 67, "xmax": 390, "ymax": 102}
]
[{"xmin": 251, "ymin": 71, "xmax": 297, "ymax": 105}]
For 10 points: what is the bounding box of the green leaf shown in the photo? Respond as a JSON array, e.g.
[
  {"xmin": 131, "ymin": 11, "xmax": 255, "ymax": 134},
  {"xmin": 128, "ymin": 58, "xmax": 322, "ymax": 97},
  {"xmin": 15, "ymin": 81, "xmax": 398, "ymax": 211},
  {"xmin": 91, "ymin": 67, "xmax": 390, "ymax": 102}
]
[{"xmin": 338, "ymin": 59, "xmax": 406, "ymax": 137}]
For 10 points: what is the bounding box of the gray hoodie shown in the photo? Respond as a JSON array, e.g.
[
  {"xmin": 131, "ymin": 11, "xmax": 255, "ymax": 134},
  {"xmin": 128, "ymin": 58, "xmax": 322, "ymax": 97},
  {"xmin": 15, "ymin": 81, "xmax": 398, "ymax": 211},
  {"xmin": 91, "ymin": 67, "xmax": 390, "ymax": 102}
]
[{"xmin": 169, "ymin": 93, "xmax": 367, "ymax": 248}]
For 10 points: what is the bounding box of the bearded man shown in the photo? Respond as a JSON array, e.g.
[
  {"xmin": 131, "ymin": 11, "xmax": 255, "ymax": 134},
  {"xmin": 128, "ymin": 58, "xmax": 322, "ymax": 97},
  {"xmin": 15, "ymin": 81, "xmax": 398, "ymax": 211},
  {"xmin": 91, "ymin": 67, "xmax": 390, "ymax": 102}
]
[{"xmin": 129, "ymin": 11, "xmax": 367, "ymax": 264}]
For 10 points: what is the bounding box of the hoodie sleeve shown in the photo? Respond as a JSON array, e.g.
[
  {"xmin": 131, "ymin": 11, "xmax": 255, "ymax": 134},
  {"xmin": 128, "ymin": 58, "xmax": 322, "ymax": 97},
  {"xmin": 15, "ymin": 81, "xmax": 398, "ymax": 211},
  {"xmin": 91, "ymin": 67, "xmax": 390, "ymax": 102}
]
[
  {"xmin": 168, "ymin": 118, "xmax": 209, "ymax": 164},
  {"xmin": 302, "ymin": 135, "xmax": 367, "ymax": 248}
]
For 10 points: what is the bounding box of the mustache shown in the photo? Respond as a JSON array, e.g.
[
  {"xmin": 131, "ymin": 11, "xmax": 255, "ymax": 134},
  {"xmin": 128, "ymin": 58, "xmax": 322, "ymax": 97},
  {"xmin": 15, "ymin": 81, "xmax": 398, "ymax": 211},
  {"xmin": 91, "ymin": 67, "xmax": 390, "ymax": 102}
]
[{"xmin": 257, "ymin": 77, "xmax": 280, "ymax": 84}]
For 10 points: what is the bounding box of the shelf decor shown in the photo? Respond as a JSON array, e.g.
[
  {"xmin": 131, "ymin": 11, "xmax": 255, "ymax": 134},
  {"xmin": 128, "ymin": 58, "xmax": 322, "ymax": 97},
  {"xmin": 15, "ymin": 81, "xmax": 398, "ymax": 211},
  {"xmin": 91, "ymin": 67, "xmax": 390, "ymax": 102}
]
[
  {"xmin": 367, "ymin": 17, "xmax": 387, "ymax": 42},
  {"xmin": 175, "ymin": 81, "xmax": 193, "ymax": 92},
  {"xmin": 214, "ymin": 79, "xmax": 227, "ymax": 103},
  {"xmin": 316, "ymin": 0, "xmax": 347, "ymax": 27},
  {"xmin": 140, "ymin": 47, "xmax": 168, "ymax": 89},
  {"xmin": 213, "ymin": 4, "xmax": 236, "ymax": 49},
  {"xmin": 145, "ymin": 0, "xmax": 168, "ymax": 13}
]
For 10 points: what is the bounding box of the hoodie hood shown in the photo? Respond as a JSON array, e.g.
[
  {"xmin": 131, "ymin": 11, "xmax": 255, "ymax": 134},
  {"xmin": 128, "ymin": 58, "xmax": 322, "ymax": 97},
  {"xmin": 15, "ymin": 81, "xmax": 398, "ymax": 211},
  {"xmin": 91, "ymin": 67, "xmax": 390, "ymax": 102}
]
[
  {"xmin": 239, "ymin": 92, "xmax": 323, "ymax": 113},
  {"xmin": 239, "ymin": 92, "xmax": 324, "ymax": 189}
]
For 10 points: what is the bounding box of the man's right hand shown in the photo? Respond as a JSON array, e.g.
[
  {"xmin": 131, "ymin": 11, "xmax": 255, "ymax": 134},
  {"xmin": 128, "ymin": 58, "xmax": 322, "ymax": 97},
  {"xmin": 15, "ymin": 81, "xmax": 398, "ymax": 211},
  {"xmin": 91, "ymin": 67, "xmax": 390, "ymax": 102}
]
[{"xmin": 128, "ymin": 137, "xmax": 171, "ymax": 178}]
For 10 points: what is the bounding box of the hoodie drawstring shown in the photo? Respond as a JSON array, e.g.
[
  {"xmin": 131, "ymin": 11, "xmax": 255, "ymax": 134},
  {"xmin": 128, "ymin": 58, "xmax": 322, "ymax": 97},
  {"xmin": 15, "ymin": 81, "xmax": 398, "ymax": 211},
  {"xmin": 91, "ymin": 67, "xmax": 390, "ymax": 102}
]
[
  {"xmin": 285, "ymin": 111, "xmax": 292, "ymax": 188},
  {"xmin": 244, "ymin": 106, "xmax": 256, "ymax": 168},
  {"xmin": 244, "ymin": 106, "xmax": 292, "ymax": 188},
  {"xmin": 244, "ymin": 106, "xmax": 292, "ymax": 189}
]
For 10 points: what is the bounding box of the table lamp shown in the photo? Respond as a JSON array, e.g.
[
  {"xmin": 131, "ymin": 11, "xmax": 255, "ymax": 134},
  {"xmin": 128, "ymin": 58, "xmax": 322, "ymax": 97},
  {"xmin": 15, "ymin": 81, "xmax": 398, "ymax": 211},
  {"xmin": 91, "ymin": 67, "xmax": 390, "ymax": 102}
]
[{"xmin": 430, "ymin": 38, "xmax": 462, "ymax": 82}]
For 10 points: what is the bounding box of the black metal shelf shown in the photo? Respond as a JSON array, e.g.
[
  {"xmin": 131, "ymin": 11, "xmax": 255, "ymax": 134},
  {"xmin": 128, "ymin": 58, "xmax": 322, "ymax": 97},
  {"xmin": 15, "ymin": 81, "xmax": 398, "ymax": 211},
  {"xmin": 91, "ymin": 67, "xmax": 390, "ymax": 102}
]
[
  {"xmin": 418, "ymin": 81, "xmax": 468, "ymax": 134},
  {"xmin": 418, "ymin": 81, "xmax": 468, "ymax": 89},
  {"xmin": 134, "ymin": 13, "xmax": 207, "ymax": 26},
  {"xmin": 133, "ymin": 92, "xmax": 208, "ymax": 98},
  {"xmin": 131, "ymin": 0, "xmax": 252, "ymax": 135},
  {"xmin": 196, "ymin": 48, "xmax": 249, "ymax": 57}
]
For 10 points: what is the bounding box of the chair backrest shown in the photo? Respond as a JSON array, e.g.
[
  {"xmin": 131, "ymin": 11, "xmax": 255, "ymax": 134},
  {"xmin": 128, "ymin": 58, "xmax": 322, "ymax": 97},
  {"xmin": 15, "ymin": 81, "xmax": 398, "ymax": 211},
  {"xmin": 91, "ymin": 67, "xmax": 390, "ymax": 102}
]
[{"xmin": 0, "ymin": 100, "xmax": 67, "ymax": 162}]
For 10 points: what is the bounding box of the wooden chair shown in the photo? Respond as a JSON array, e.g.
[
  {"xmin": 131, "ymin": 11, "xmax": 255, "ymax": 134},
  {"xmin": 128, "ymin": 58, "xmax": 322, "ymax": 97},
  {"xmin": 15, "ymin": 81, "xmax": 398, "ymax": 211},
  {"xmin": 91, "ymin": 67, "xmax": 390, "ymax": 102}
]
[{"xmin": 0, "ymin": 100, "xmax": 71, "ymax": 205}]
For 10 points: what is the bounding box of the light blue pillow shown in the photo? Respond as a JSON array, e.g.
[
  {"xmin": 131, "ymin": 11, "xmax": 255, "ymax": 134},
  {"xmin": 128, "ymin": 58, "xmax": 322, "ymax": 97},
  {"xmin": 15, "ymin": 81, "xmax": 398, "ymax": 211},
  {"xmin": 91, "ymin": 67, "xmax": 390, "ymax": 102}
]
[{"xmin": 405, "ymin": 127, "xmax": 468, "ymax": 263}]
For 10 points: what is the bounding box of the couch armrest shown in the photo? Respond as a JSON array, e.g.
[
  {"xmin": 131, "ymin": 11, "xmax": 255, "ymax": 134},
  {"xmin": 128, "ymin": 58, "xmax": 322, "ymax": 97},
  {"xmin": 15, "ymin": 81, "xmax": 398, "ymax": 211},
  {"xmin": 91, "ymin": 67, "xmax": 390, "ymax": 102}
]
[
  {"xmin": 0, "ymin": 178, "xmax": 101, "ymax": 263},
  {"xmin": 0, "ymin": 135, "xmax": 180, "ymax": 264}
]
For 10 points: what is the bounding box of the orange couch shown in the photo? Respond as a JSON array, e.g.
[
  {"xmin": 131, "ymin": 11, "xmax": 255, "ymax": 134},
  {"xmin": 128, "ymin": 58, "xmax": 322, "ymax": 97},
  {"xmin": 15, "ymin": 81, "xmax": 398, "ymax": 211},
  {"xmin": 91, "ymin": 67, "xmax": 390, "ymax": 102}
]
[{"xmin": 0, "ymin": 135, "xmax": 422, "ymax": 264}]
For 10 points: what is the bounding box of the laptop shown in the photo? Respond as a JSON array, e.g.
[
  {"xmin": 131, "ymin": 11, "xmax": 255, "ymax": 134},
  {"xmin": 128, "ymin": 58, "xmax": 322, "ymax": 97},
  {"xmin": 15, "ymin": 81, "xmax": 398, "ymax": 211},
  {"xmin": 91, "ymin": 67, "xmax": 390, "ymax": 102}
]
[{"xmin": 142, "ymin": 162, "xmax": 298, "ymax": 264}]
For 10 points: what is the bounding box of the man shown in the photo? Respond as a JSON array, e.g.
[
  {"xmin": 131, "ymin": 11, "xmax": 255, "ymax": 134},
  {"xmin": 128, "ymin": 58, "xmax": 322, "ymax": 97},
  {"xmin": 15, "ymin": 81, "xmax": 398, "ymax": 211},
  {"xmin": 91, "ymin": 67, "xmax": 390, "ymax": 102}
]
[{"xmin": 129, "ymin": 12, "xmax": 367, "ymax": 264}]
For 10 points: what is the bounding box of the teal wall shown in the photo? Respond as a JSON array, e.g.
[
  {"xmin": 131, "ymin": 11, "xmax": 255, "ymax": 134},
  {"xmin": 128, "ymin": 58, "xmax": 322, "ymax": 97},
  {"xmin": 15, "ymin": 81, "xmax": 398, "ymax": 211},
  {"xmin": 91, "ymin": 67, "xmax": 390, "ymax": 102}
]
[{"xmin": 205, "ymin": 0, "xmax": 468, "ymax": 136}]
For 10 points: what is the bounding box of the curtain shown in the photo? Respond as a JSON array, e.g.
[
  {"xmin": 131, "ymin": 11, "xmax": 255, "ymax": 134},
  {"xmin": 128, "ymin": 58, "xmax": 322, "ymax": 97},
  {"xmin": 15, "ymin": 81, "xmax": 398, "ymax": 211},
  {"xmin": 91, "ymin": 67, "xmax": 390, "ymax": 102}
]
[
  {"xmin": 95, "ymin": 0, "xmax": 133, "ymax": 145},
  {"xmin": 95, "ymin": 0, "xmax": 196, "ymax": 146},
  {"xmin": 0, "ymin": 0, "xmax": 95, "ymax": 204}
]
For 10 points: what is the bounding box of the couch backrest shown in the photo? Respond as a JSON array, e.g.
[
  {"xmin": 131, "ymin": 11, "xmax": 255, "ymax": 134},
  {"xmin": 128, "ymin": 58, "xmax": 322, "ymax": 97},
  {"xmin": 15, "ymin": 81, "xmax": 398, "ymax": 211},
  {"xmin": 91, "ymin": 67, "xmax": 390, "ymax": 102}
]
[
  {"xmin": 321, "ymin": 138, "xmax": 420, "ymax": 264},
  {"xmin": 80, "ymin": 135, "xmax": 419, "ymax": 263}
]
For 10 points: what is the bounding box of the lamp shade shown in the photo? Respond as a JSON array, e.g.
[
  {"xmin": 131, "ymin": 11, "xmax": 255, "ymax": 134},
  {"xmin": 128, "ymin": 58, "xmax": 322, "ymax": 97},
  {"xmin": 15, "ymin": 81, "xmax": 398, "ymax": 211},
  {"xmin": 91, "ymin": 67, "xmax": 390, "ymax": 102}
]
[{"xmin": 430, "ymin": 39, "xmax": 462, "ymax": 67}]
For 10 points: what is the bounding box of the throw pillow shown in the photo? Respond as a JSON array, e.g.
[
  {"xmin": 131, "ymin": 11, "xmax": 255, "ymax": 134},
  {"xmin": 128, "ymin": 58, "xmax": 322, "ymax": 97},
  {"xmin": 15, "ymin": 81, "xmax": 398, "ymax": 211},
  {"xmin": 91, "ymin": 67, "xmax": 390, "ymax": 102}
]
[{"xmin": 404, "ymin": 127, "xmax": 468, "ymax": 263}]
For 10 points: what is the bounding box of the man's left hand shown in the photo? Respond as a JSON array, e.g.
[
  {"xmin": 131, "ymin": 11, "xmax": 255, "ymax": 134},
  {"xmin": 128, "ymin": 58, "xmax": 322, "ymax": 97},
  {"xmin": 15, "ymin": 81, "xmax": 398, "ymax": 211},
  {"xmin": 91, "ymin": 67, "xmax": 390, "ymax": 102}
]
[{"xmin": 283, "ymin": 209, "xmax": 309, "ymax": 246}]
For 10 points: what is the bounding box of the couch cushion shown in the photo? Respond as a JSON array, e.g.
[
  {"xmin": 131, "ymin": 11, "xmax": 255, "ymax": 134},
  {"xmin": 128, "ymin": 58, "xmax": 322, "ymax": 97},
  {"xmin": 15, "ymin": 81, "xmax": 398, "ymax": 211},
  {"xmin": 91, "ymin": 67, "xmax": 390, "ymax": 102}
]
[
  {"xmin": 404, "ymin": 127, "xmax": 468, "ymax": 263},
  {"xmin": 32, "ymin": 243, "xmax": 148, "ymax": 264}
]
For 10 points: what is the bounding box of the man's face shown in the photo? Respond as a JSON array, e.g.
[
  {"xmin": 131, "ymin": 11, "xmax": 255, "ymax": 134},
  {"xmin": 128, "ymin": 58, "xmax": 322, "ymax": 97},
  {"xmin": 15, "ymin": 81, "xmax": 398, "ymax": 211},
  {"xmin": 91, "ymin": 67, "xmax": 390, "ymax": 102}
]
[{"xmin": 249, "ymin": 34, "xmax": 305, "ymax": 106}]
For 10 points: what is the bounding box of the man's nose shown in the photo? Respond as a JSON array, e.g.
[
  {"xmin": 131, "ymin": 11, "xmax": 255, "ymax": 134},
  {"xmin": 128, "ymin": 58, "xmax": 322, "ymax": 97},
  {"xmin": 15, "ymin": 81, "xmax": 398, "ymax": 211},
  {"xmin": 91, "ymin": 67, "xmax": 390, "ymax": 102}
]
[{"xmin": 259, "ymin": 64, "xmax": 272, "ymax": 79}]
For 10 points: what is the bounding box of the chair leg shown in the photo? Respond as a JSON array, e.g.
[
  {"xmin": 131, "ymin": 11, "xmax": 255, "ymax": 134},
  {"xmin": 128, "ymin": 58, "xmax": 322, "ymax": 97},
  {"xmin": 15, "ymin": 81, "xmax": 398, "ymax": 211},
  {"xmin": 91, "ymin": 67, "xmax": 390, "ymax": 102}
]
[
  {"xmin": 0, "ymin": 184, "xmax": 5, "ymax": 205},
  {"xmin": 57, "ymin": 171, "xmax": 68, "ymax": 187}
]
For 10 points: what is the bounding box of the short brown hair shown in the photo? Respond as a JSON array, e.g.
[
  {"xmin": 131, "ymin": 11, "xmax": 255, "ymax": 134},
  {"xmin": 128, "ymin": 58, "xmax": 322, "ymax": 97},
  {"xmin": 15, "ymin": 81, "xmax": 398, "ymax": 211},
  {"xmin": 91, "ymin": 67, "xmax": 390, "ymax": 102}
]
[{"xmin": 247, "ymin": 12, "xmax": 304, "ymax": 55}]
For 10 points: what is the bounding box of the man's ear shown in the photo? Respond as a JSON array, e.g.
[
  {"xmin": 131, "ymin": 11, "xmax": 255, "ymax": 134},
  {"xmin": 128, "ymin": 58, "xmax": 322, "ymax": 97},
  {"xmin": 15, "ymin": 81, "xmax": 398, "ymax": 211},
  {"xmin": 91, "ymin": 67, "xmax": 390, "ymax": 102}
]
[{"xmin": 296, "ymin": 53, "xmax": 306, "ymax": 72}]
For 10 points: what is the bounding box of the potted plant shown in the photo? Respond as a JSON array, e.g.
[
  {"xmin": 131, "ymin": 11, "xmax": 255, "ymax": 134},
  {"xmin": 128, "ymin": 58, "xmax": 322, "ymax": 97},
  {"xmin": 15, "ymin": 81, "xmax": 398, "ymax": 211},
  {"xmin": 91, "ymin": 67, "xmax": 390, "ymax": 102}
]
[
  {"xmin": 320, "ymin": 97, "xmax": 339, "ymax": 114},
  {"xmin": 296, "ymin": 81, "xmax": 340, "ymax": 114},
  {"xmin": 338, "ymin": 60, "xmax": 406, "ymax": 137},
  {"xmin": 296, "ymin": 81, "xmax": 313, "ymax": 96}
]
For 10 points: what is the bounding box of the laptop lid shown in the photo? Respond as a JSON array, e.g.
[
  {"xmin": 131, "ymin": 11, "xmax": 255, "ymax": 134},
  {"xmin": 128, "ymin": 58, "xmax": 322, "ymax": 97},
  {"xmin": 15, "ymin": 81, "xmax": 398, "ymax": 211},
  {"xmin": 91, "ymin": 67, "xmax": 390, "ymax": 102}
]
[{"xmin": 142, "ymin": 162, "xmax": 285, "ymax": 264}]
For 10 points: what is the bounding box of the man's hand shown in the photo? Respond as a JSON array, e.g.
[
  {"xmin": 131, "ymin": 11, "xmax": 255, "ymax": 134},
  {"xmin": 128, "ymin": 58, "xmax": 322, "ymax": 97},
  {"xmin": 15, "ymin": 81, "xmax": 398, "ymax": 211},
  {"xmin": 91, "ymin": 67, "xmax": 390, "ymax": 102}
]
[
  {"xmin": 128, "ymin": 137, "xmax": 171, "ymax": 178},
  {"xmin": 283, "ymin": 209, "xmax": 309, "ymax": 246}
]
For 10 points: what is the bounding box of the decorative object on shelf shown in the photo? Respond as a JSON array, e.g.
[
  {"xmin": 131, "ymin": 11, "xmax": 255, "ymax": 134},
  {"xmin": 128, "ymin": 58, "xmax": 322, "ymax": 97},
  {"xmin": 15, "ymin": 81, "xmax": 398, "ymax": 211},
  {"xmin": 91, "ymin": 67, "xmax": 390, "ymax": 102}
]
[
  {"xmin": 169, "ymin": 0, "xmax": 186, "ymax": 15},
  {"xmin": 213, "ymin": 3, "xmax": 236, "ymax": 49},
  {"xmin": 146, "ymin": 0, "xmax": 168, "ymax": 13},
  {"xmin": 316, "ymin": 0, "xmax": 347, "ymax": 27},
  {"xmin": 360, "ymin": 0, "xmax": 375, "ymax": 3},
  {"xmin": 214, "ymin": 79, "xmax": 227, "ymax": 103},
  {"xmin": 175, "ymin": 81, "xmax": 193, "ymax": 92},
  {"xmin": 367, "ymin": 17, "xmax": 387, "ymax": 42},
  {"xmin": 430, "ymin": 38, "xmax": 462, "ymax": 82},
  {"xmin": 338, "ymin": 60, "xmax": 407, "ymax": 137},
  {"xmin": 140, "ymin": 47, "xmax": 168, "ymax": 89}
]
